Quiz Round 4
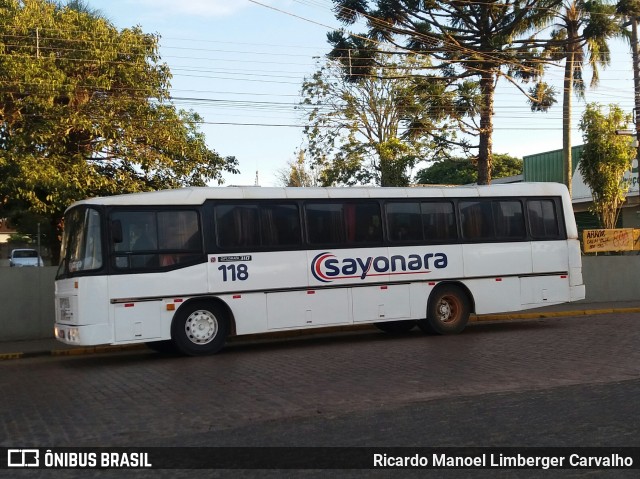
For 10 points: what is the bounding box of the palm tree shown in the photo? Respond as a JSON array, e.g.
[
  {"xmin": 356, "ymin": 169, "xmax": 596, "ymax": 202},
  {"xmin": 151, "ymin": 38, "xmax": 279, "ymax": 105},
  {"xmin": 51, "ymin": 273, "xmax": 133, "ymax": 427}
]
[{"xmin": 547, "ymin": 1, "xmax": 622, "ymax": 196}]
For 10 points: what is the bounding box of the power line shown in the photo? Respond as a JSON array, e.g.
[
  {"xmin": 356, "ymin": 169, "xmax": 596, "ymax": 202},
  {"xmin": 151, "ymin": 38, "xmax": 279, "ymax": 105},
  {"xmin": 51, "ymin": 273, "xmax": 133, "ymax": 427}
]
[{"xmin": 0, "ymin": 2, "xmax": 635, "ymax": 139}]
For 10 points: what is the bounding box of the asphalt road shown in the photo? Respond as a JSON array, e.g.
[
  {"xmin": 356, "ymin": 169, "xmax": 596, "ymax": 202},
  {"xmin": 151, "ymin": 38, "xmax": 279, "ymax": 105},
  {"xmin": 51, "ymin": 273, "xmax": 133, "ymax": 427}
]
[{"xmin": 1, "ymin": 313, "xmax": 639, "ymax": 478}]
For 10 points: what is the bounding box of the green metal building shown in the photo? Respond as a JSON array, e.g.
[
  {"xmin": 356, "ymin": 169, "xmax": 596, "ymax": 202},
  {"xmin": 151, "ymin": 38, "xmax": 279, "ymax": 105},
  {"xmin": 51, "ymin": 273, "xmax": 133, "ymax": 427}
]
[
  {"xmin": 523, "ymin": 145, "xmax": 583, "ymax": 184},
  {"xmin": 523, "ymin": 145, "xmax": 639, "ymax": 232}
]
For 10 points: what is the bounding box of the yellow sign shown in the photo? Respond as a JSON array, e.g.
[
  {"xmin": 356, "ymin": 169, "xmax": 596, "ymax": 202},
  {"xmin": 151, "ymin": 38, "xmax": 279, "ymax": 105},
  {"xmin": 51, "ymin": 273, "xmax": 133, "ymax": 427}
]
[{"xmin": 583, "ymin": 228, "xmax": 637, "ymax": 253}]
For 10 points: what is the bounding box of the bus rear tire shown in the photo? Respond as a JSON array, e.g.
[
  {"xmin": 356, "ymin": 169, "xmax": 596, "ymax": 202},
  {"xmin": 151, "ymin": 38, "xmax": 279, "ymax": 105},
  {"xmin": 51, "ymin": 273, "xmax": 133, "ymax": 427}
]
[
  {"xmin": 171, "ymin": 301, "xmax": 229, "ymax": 356},
  {"xmin": 419, "ymin": 285, "xmax": 470, "ymax": 335},
  {"xmin": 374, "ymin": 320, "xmax": 416, "ymax": 334}
]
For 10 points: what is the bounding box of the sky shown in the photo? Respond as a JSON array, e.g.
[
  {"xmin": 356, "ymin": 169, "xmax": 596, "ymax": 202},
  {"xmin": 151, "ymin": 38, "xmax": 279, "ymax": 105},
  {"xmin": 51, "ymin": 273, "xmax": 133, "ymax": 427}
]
[{"xmin": 88, "ymin": 0, "xmax": 636, "ymax": 187}]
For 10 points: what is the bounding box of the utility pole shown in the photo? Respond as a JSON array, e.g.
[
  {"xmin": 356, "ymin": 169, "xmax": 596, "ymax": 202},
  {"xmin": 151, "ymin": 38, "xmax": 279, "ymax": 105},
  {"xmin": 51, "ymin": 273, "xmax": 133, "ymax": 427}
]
[
  {"xmin": 617, "ymin": 6, "xmax": 640, "ymax": 233},
  {"xmin": 632, "ymin": 17, "xmax": 640, "ymax": 160},
  {"xmin": 38, "ymin": 222, "xmax": 43, "ymax": 266},
  {"xmin": 630, "ymin": 16, "xmax": 640, "ymax": 219}
]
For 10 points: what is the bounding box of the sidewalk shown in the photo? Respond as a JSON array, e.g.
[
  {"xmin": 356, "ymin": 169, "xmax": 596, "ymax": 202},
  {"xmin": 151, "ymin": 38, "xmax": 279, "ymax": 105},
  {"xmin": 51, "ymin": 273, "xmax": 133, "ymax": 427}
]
[{"xmin": 2, "ymin": 300, "xmax": 640, "ymax": 360}]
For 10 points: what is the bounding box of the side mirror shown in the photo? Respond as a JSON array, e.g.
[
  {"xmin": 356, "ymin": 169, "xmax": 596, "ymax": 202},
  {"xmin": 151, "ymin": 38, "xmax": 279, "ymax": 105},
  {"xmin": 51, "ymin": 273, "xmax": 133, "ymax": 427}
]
[{"xmin": 111, "ymin": 220, "xmax": 123, "ymax": 244}]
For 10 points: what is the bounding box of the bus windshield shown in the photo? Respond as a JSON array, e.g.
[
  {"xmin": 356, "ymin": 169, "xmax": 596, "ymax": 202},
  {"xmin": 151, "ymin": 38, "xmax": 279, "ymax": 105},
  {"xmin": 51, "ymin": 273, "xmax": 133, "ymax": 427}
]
[{"xmin": 57, "ymin": 207, "xmax": 103, "ymax": 278}]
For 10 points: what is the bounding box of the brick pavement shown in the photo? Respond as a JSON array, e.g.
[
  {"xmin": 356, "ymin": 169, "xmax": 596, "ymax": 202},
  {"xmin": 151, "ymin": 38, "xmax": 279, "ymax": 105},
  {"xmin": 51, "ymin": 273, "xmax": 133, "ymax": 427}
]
[{"xmin": 1, "ymin": 312, "xmax": 639, "ymax": 447}]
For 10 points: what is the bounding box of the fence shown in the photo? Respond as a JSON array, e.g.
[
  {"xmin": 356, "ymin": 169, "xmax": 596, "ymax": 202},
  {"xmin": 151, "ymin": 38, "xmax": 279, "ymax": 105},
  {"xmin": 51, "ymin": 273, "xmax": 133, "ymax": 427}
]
[
  {"xmin": 0, "ymin": 255, "xmax": 638, "ymax": 341},
  {"xmin": 1, "ymin": 267, "xmax": 57, "ymax": 340}
]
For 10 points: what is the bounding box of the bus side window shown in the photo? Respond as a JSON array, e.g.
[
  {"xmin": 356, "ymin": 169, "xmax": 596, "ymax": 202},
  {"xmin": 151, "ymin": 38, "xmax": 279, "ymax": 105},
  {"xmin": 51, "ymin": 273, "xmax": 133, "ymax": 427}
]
[
  {"xmin": 306, "ymin": 203, "xmax": 345, "ymax": 245},
  {"xmin": 350, "ymin": 202, "xmax": 382, "ymax": 243},
  {"xmin": 422, "ymin": 201, "xmax": 457, "ymax": 242},
  {"xmin": 493, "ymin": 201, "xmax": 525, "ymax": 239},
  {"xmin": 528, "ymin": 199, "xmax": 560, "ymax": 239},
  {"xmin": 158, "ymin": 211, "xmax": 201, "ymax": 266},
  {"xmin": 158, "ymin": 211, "xmax": 200, "ymax": 250},
  {"xmin": 216, "ymin": 205, "xmax": 260, "ymax": 249},
  {"xmin": 130, "ymin": 221, "xmax": 157, "ymax": 268},
  {"xmin": 260, "ymin": 204, "xmax": 301, "ymax": 247},
  {"xmin": 386, "ymin": 202, "xmax": 422, "ymax": 242},
  {"xmin": 111, "ymin": 212, "xmax": 157, "ymax": 269},
  {"xmin": 131, "ymin": 225, "xmax": 157, "ymax": 251},
  {"xmin": 460, "ymin": 201, "xmax": 494, "ymax": 240}
]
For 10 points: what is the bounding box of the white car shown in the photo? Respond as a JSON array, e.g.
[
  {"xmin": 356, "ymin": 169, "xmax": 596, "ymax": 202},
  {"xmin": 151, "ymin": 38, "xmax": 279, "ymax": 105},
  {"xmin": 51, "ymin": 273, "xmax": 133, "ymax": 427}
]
[{"xmin": 9, "ymin": 249, "xmax": 44, "ymax": 267}]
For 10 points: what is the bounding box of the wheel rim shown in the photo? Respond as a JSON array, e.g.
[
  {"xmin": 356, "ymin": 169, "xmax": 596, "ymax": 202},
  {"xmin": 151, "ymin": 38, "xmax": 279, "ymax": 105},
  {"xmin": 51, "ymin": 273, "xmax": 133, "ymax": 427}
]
[
  {"xmin": 435, "ymin": 295, "xmax": 461, "ymax": 324},
  {"xmin": 185, "ymin": 310, "xmax": 218, "ymax": 345}
]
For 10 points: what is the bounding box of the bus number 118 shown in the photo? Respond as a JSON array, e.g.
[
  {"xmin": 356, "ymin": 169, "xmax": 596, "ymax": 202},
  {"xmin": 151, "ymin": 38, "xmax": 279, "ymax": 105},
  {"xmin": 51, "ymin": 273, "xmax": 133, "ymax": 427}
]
[{"xmin": 218, "ymin": 264, "xmax": 249, "ymax": 282}]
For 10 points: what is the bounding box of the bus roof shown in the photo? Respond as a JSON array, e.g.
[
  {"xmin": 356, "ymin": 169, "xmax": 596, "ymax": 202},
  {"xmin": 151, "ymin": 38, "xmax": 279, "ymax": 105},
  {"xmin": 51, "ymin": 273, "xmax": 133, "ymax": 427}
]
[{"xmin": 69, "ymin": 183, "xmax": 570, "ymax": 209}]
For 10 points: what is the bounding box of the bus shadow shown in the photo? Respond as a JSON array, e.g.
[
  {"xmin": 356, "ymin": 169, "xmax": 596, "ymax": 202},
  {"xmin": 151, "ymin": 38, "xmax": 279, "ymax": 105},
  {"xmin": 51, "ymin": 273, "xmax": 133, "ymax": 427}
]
[
  {"xmin": 57, "ymin": 318, "xmax": 562, "ymax": 367},
  {"xmin": 465, "ymin": 318, "xmax": 562, "ymax": 334}
]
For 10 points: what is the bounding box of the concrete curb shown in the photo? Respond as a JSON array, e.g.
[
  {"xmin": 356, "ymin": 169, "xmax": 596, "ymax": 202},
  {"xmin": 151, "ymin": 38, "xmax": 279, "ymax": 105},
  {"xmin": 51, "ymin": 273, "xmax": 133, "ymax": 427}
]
[
  {"xmin": 470, "ymin": 307, "xmax": 640, "ymax": 322},
  {"xmin": 2, "ymin": 307, "xmax": 640, "ymax": 361},
  {"xmin": 0, "ymin": 344, "xmax": 147, "ymax": 361},
  {"xmin": 50, "ymin": 344, "xmax": 148, "ymax": 357}
]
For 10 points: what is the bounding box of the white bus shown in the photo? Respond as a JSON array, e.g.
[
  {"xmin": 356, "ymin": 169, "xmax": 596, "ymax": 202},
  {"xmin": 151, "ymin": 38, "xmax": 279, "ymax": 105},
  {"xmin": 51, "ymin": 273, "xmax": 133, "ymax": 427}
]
[{"xmin": 54, "ymin": 183, "xmax": 585, "ymax": 356}]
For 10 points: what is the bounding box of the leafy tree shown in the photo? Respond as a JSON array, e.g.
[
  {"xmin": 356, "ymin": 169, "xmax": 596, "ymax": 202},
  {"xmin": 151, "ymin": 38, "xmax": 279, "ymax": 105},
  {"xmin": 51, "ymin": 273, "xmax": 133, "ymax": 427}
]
[
  {"xmin": 415, "ymin": 158, "xmax": 477, "ymax": 185},
  {"xmin": 415, "ymin": 154, "xmax": 523, "ymax": 185},
  {"xmin": 578, "ymin": 103, "xmax": 636, "ymax": 228},
  {"xmin": 329, "ymin": 0, "xmax": 559, "ymax": 185},
  {"xmin": 300, "ymin": 55, "xmax": 461, "ymax": 186},
  {"xmin": 534, "ymin": 0, "xmax": 622, "ymax": 196},
  {"xmin": 275, "ymin": 150, "xmax": 319, "ymax": 187},
  {"xmin": 3, "ymin": 208, "xmax": 53, "ymax": 246},
  {"xmin": 0, "ymin": 0, "xmax": 238, "ymax": 261}
]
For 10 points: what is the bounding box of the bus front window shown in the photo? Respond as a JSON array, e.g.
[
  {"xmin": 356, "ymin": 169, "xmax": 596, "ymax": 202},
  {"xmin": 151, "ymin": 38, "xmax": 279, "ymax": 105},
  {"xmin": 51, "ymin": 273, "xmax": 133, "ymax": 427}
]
[{"xmin": 58, "ymin": 207, "xmax": 103, "ymax": 277}]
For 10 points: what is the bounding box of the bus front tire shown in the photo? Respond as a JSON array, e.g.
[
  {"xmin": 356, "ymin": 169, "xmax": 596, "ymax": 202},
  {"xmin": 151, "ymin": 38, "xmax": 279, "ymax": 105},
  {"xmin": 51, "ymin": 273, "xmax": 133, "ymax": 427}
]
[
  {"xmin": 419, "ymin": 285, "xmax": 470, "ymax": 335},
  {"xmin": 374, "ymin": 320, "xmax": 416, "ymax": 334},
  {"xmin": 171, "ymin": 301, "xmax": 229, "ymax": 356}
]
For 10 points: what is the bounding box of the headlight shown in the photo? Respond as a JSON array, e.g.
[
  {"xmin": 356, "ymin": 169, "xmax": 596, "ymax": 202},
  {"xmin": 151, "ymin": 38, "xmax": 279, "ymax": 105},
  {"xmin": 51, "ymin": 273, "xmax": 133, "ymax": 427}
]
[{"xmin": 67, "ymin": 328, "xmax": 80, "ymax": 342}]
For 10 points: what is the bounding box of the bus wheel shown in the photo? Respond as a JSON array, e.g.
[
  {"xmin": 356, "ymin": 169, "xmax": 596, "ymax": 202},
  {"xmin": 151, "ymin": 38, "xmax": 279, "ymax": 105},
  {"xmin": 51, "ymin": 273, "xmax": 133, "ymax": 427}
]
[
  {"xmin": 374, "ymin": 320, "xmax": 416, "ymax": 334},
  {"xmin": 419, "ymin": 285, "xmax": 470, "ymax": 335},
  {"xmin": 172, "ymin": 301, "xmax": 229, "ymax": 356}
]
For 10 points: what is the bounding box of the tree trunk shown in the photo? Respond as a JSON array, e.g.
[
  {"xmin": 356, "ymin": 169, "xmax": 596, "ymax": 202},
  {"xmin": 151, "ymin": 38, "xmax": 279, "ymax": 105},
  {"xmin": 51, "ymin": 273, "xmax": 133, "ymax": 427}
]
[
  {"xmin": 563, "ymin": 50, "xmax": 574, "ymax": 197},
  {"xmin": 49, "ymin": 216, "xmax": 62, "ymax": 266},
  {"xmin": 377, "ymin": 140, "xmax": 409, "ymax": 187},
  {"xmin": 477, "ymin": 70, "xmax": 495, "ymax": 185}
]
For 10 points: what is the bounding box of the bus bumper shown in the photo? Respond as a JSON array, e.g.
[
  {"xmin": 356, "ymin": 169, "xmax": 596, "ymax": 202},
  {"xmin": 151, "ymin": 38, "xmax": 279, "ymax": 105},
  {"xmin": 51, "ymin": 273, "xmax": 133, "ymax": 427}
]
[
  {"xmin": 570, "ymin": 284, "xmax": 586, "ymax": 302},
  {"xmin": 54, "ymin": 322, "xmax": 113, "ymax": 346}
]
